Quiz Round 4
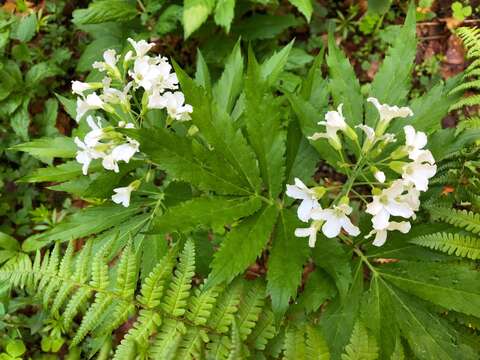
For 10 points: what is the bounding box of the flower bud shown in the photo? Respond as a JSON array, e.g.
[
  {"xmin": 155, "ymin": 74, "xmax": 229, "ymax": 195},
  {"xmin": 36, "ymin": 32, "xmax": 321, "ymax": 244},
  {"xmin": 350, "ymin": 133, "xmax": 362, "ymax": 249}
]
[
  {"xmin": 391, "ymin": 145, "xmax": 408, "ymax": 160},
  {"xmin": 312, "ymin": 186, "xmax": 327, "ymax": 199},
  {"xmin": 388, "ymin": 161, "xmax": 407, "ymax": 174},
  {"xmin": 339, "ymin": 195, "xmax": 350, "ymax": 206},
  {"xmin": 344, "ymin": 126, "xmax": 358, "ymax": 141},
  {"xmin": 328, "ymin": 135, "xmax": 342, "ymax": 151}
]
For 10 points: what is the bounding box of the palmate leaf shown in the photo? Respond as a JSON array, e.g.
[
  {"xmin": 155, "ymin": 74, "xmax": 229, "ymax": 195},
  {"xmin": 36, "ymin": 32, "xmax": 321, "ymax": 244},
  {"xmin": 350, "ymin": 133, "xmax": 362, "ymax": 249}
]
[
  {"xmin": 174, "ymin": 59, "xmax": 262, "ymax": 193},
  {"xmin": 126, "ymin": 127, "xmax": 252, "ymax": 196},
  {"xmin": 378, "ymin": 260, "xmax": 480, "ymax": 318},
  {"xmin": 152, "ymin": 196, "xmax": 262, "ymax": 233},
  {"xmin": 366, "ymin": 2, "xmax": 416, "ymax": 128},
  {"xmin": 267, "ymin": 208, "xmax": 309, "ymax": 315},
  {"xmin": 410, "ymin": 232, "xmax": 480, "ymax": 260},
  {"xmin": 244, "ymin": 51, "xmax": 287, "ymax": 199},
  {"xmin": 207, "ymin": 205, "xmax": 278, "ymax": 288}
]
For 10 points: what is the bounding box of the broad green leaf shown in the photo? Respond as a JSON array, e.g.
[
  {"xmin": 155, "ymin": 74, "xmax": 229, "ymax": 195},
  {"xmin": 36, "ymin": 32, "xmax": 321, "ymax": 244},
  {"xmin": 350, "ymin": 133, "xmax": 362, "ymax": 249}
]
[
  {"xmin": 0, "ymin": 232, "xmax": 19, "ymax": 251},
  {"xmin": 25, "ymin": 62, "xmax": 61, "ymax": 85},
  {"xmin": 48, "ymin": 177, "xmax": 92, "ymax": 197},
  {"xmin": 288, "ymin": 0, "xmax": 313, "ymax": 21},
  {"xmin": 327, "ymin": 32, "xmax": 363, "ymax": 127},
  {"xmin": 366, "ymin": 3, "xmax": 416, "ymax": 127},
  {"xmin": 300, "ymin": 49, "xmax": 328, "ymax": 109},
  {"xmin": 183, "ymin": 0, "xmax": 215, "ymax": 38},
  {"xmin": 152, "ymin": 196, "xmax": 262, "ymax": 233},
  {"xmin": 245, "ymin": 53, "xmax": 286, "ymax": 198},
  {"xmin": 312, "ymin": 236, "xmax": 352, "ymax": 299},
  {"xmin": 22, "ymin": 204, "xmax": 141, "ymax": 251},
  {"xmin": 194, "ymin": 49, "xmax": 211, "ymax": 92},
  {"xmin": 11, "ymin": 13, "xmax": 37, "ymax": 42},
  {"xmin": 260, "ymin": 40, "xmax": 294, "ymax": 87},
  {"xmin": 378, "ymin": 261, "xmax": 480, "ymax": 317},
  {"xmin": 368, "ymin": 0, "xmax": 392, "ymax": 14},
  {"xmin": 55, "ymin": 94, "xmax": 77, "ymax": 120},
  {"xmin": 341, "ymin": 321, "xmax": 379, "ymax": 360},
  {"xmin": 208, "ymin": 205, "xmax": 278, "ymax": 287},
  {"xmin": 214, "ymin": 0, "xmax": 235, "ymax": 33},
  {"xmin": 11, "ymin": 102, "xmax": 30, "ymax": 141},
  {"xmin": 212, "ymin": 41, "xmax": 244, "ymax": 114},
  {"xmin": 11, "ymin": 137, "xmax": 76, "ymax": 160},
  {"xmin": 296, "ymin": 268, "xmax": 337, "ymax": 314},
  {"xmin": 72, "ymin": 1, "xmax": 138, "ymax": 25},
  {"xmin": 267, "ymin": 209, "xmax": 309, "ymax": 315},
  {"xmin": 76, "ymin": 36, "xmax": 123, "ymax": 72},
  {"xmin": 155, "ymin": 5, "xmax": 182, "ymax": 35},
  {"xmin": 171, "ymin": 65, "xmax": 262, "ymax": 193},
  {"xmin": 126, "ymin": 128, "xmax": 252, "ymax": 196},
  {"xmin": 36, "ymin": 98, "xmax": 59, "ymax": 137},
  {"xmin": 320, "ymin": 261, "xmax": 363, "ymax": 358},
  {"xmin": 20, "ymin": 161, "xmax": 100, "ymax": 183}
]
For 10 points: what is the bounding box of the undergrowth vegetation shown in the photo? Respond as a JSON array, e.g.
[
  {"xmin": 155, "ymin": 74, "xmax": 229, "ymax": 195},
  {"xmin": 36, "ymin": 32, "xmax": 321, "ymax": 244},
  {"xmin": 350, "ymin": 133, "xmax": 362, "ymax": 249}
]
[{"xmin": 0, "ymin": 1, "xmax": 479, "ymax": 359}]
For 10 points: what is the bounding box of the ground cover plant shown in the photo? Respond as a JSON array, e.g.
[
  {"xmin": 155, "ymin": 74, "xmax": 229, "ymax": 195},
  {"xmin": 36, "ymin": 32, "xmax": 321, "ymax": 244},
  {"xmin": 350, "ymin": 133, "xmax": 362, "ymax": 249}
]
[{"xmin": 0, "ymin": 0, "xmax": 479, "ymax": 359}]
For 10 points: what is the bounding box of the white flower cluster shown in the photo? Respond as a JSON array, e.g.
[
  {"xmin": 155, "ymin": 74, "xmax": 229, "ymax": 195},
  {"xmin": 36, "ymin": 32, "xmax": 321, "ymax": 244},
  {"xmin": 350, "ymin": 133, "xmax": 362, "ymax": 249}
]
[
  {"xmin": 71, "ymin": 39, "xmax": 193, "ymax": 208},
  {"xmin": 288, "ymin": 97, "xmax": 437, "ymax": 247}
]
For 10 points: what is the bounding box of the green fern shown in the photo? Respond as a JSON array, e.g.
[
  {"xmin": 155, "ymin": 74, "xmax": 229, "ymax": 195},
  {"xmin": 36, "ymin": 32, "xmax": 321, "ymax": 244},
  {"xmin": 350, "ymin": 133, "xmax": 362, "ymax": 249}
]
[
  {"xmin": 341, "ymin": 321, "xmax": 379, "ymax": 360},
  {"xmin": 410, "ymin": 232, "xmax": 480, "ymax": 260},
  {"xmin": 429, "ymin": 206, "xmax": 480, "ymax": 234}
]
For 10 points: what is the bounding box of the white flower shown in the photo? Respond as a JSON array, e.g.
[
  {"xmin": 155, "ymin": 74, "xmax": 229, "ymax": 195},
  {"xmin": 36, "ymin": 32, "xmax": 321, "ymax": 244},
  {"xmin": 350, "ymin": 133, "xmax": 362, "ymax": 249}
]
[
  {"xmin": 374, "ymin": 170, "xmax": 386, "ymax": 183},
  {"xmin": 83, "ymin": 116, "xmax": 105, "ymax": 147},
  {"xmin": 366, "ymin": 180, "xmax": 415, "ymax": 230},
  {"xmin": 311, "ymin": 204, "xmax": 360, "ymax": 238},
  {"xmin": 129, "ymin": 56, "xmax": 178, "ymax": 94},
  {"xmin": 366, "ymin": 221, "xmax": 411, "ymax": 247},
  {"xmin": 74, "ymin": 137, "xmax": 104, "ymax": 175},
  {"xmin": 128, "ymin": 38, "xmax": 155, "ymax": 58},
  {"xmin": 402, "ymin": 152, "xmax": 436, "ymax": 192},
  {"xmin": 356, "ymin": 124, "xmax": 375, "ymax": 142},
  {"xmin": 404, "ymin": 125, "xmax": 428, "ymax": 161},
  {"xmin": 295, "ymin": 221, "xmax": 322, "ymax": 247},
  {"xmin": 309, "ymin": 104, "xmax": 346, "ymax": 148},
  {"xmin": 111, "ymin": 140, "xmax": 140, "ymax": 163},
  {"xmin": 102, "ymin": 80, "xmax": 133, "ymax": 105},
  {"xmin": 76, "ymin": 93, "xmax": 104, "ymax": 122},
  {"xmin": 112, "ymin": 185, "xmax": 135, "ymax": 207},
  {"xmin": 72, "ymin": 81, "xmax": 93, "ymax": 96},
  {"xmin": 148, "ymin": 91, "xmax": 193, "ymax": 121},
  {"xmin": 286, "ymin": 178, "xmax": 321, "ymax": 222},
  {"xmin": 102, "ymin": 154, "xmax": 119, "ymax": 173},
  {"xmin": 367, "ymin": 97, "xmax": 413, "ymax": 124},
  {"xmin": 92, "ymin": 49, "xmax": 119, "ymax": 72}
]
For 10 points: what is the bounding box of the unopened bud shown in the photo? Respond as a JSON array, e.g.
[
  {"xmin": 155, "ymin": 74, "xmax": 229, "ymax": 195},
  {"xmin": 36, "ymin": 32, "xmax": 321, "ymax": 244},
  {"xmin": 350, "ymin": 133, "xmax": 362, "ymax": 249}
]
[
  {"xmin": 312, "ymin": 186, "xmax": 326, "ymax": 199},
  {"xmin": 388, "ymin": 161, "xmax": 407, "ymax": 174},
  {"xmin": 344, "ymin": 126, "xmax": 358, "ymax": 141}
]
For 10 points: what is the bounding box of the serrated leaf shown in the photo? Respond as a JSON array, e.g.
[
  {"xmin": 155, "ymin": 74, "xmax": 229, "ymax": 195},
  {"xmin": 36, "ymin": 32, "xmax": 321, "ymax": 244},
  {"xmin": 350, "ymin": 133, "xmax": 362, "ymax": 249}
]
[
  {"xmin": 72, "ymin": 1, "xmax": 138, "ymax": 25},
  {"xmin": 11, "ymin": 13, "xmax": 37, "ymax": 42},
  {"xmin": 12, "ymin": 137, "xmax": 76, "ymax": 160},
  {"xmin": 208, "ymin": 205, "xmax": 278, "ymax": 287},
  {"xmin": 20, "ymin": 161, "xmax": 100, "ymax": 183},
  {"xmin": 233, "ymin": 14, "xmax": 302, "ymax": 41},
  {"xmin": 288, "ymin": 0, "xmax": 313, "ymax": 21},
  {"xmin": 152, "ymin": 196, "xmax": 262, "ymax": 233},
  {"xmin": 267, "ymin": 209, "xmax": 309, "ymax": 315},
  {"xmin": 297, "ymin": 268, "xmax": 337, "ymax": 314},
  {"xmin": 183, "ymin": 0, "xmax": 215, "ymax": 38},
  {"xmin": 341, "ymin": 321, "xmax": 378, "ymax": 360},
  {"xmin": 260, "ymin": 40, "xmax": 294, "ymax": 87},
  {"xmin": 214, "ymin": 0, "xmax": 235, "ymax": 32}
]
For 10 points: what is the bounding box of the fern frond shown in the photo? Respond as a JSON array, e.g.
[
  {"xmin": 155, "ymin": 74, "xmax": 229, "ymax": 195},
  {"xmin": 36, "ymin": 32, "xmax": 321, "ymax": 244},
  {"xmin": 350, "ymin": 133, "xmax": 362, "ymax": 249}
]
[
  {"xmin": 187, "ymin": 284, "xmax": 222, "ymax": 326},
  {"xmin": 306, "ymin": 325, "xmax": 330, "ymax": 359},
  {"xmin": 429, "ymin": 206, "xmax": 480, "ymax": 234},
  {"xmin": 449, "ymin": 95, "xmax": 480, "ymax": 111},
  {"xmin": 149, "ymin": 318, "xmax": 185, "ymax": 359},
  {"xmin": 284, "ymin": 325, "xmax": 307, "ymax": 359},
  {"xmin": 236, "ymin": 280, "xmax": 266, "ymax": 340},
  {"xmin": 410, "ymin": 232, "xmax": 480, "ymax": 259},
  {"xmin": 207, "ymin": 280, "xmax": 242, "ymax": 333},
  {"xmin": 247, "ymin": 308, "xmax": 276, "ymax": 350},
  {"xmin": 451, "ymin": 80, "xmax": 480, "ymax": 93},
  {"xmin": 162, "ymin": 239, "xmax": 196, "ymax": 317}
]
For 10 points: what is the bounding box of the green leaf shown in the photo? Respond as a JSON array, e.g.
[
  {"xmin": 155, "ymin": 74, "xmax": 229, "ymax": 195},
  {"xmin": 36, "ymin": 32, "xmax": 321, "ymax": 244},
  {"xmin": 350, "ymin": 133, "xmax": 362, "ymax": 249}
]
[
  {"xmin": 55, "ymin": 94, "xmax": 77, "ymax": 120},
  {"xmin": 327, "ymin": 32, "xmax": 363, "ymax": 128},
  {"xmin": 174, "ymin": 61, "xmax": 261, "ymax": 193},
  {"xmin": 11, "ymin": 137, "xmax": 76, "ymax": 160},
  {"xmin": 155, "ymin": 5, "xmax": 182, "ymax": 35},
  {"xmin": 366, "ymin": 3, "xmax": 416, "ymax": 127},
  {"xmin": 267, "ymin": 209, "xmax": 309, "ymax": 315},
  {"xmin": 152, "ymin": 196, "xmax": 262, "ymax": 233},
  {"xmin": 410, "ymin": 232, "xmax": 480, "ymax": 260},
  {"xmin": 208, "ymin": 205, "xmax": 278, "ymax": 287},
  {"xmin": 260, "ymin": 40, "xmax": 294, "ymax": 87},
  {"xmin": 312, "ymin": 237, "xmax": 352, "ymax": 299},
  {"xmin": 22, "ymin": 204, "xmax": 140, "ymax": 251},
  {"xmin": 212, "ymin": 41, "xmax": 244, "ymax": 114},
  {"xmin": 214, "ymin": 0, "xmax": 235, "ymax": 32},
  {"xmin": 297, "ymin": 268, "xmax": 337, "ymax": 314},
  {"xmin": 341, "ymin": 321, "xmax": 379, "ymax": 360},
  {"xmin": 428, "ymin": 206, "xmax": 480, "ymax": 234},
  {"xmin": 76, "ymin": 35, "xmax": 124, "ymax": 72},
  {"xmin": 11, "ymin": 13, "xmax": 37, "ymax": 42},
  {"xmin": 194, "ymin": 49, "xmax": 211, "ymax": 91},
  {"xmin": 20, "ymin": 161, "xmax": 98, "ymax": 183},
  {"xmin": 72, "ymin": 1, "xmax": 138, "ymax": 25},
  {"xmin": 233, "ymin": 14, "xmax": 302, "ymax": 41},
  {"xmin": 0, "ymin": 232, "xmax": 19, "ymax": 251},
  {"xmin": 379, "ymin": 261, "xmax": 480, "ymax": 317},
  {"xmin": 245, "ymin": 53, "xmax": 286, "ymax": 198},
  {"xmin": 126, "ymin": 128, "xmax": 252, "ymax": 196},
  {"xmin": 11, "ymin": 102, "xmax": 30, "ymax": 141},
  {"xmin": 368, "ymin": 0, "xmax": 393, "ymax": 14},
  {"xmin": 288, "ymin": 0, "xmax": 313, "ymax": 21},
  {"xmin": 25, "ymin": 62, "xmax": 61, "ymax": 85},
  {"xmin": 183, "ymin": 0, "xmax": 215, "ymax": 38}
]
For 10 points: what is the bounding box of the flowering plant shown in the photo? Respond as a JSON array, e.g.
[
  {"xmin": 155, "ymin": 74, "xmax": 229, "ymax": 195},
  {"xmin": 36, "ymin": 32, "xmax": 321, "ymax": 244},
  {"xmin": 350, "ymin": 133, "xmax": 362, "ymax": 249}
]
[{"xmin": 11, "ymin": 7, "xmax": 480, "ymax": 358}]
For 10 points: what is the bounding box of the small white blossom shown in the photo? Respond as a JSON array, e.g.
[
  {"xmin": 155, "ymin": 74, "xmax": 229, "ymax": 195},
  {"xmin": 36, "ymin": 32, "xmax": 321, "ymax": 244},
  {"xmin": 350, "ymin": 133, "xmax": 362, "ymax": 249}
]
[
  {"xmin": 148, "ymin": 91, "xmax": 192, "ymax": 121},
  {"xmin": 286, "ymin": 178, "xmax": 321, "ymax": 222},
  {"xmin": 102, "ymin": 154, "xmax": 119, "ymax": 173},
  {"xmin": 356, "ymin": 124, "xmax": 375, "ymax": 142},
  {"xmin": 72, "ymin": 81, "xmax": 93, "ymax": 96},
  {"xmin": 128, "ymin": 38, "xmax": 155, "ymax": 58},
  {"xmin": 92, "ymin": 49, "xmax": 119, "ymax": 72},
  {"xmin": 404, "ymin": 125, "xmax": 428, "ymax": 161},
  {"xmin": 74, "ymin": 137, "xmax": 104, "ymax": 175},
  {"xmin": 402, "ymin": 152, "xmax": 436, "ymax": 192},
  {"xmin": 295, "ymin": 221, "xmax": 322, "ymax": 247},
  {"xmin": 366, "ymin": 221, "xmax": 411, "ymax": 247},
  {"xmin": 111, "ymin": 140, "xmax": 140, "ymax": 163},
  {"xmin": 366, "ymin": 180, "xmax": 415, "ymax": 230},
  {"xmin": 129, "ymin": 56, "xmax": 178, "ymax": 94},
  {"xmin": 311, "ymin": 204, "xmax": 360, "ymax": 238},
  {"xmin": 112, "ymin": 184, "xmax": 135, "ymax": 207},
  {"xmin": 367, "ymin": 97, "xmax": 413, "ymax": 124},
  {"xmin": 76, "ymin": 93, "xmax": 104, "ymax": 122},
  {"xmin": 309, "ymin": 104, "xmax": 347, "ymax": 148},
  {"xmin": 374, "ymin": 170, "xmax": 386, "ymax": 183}
]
